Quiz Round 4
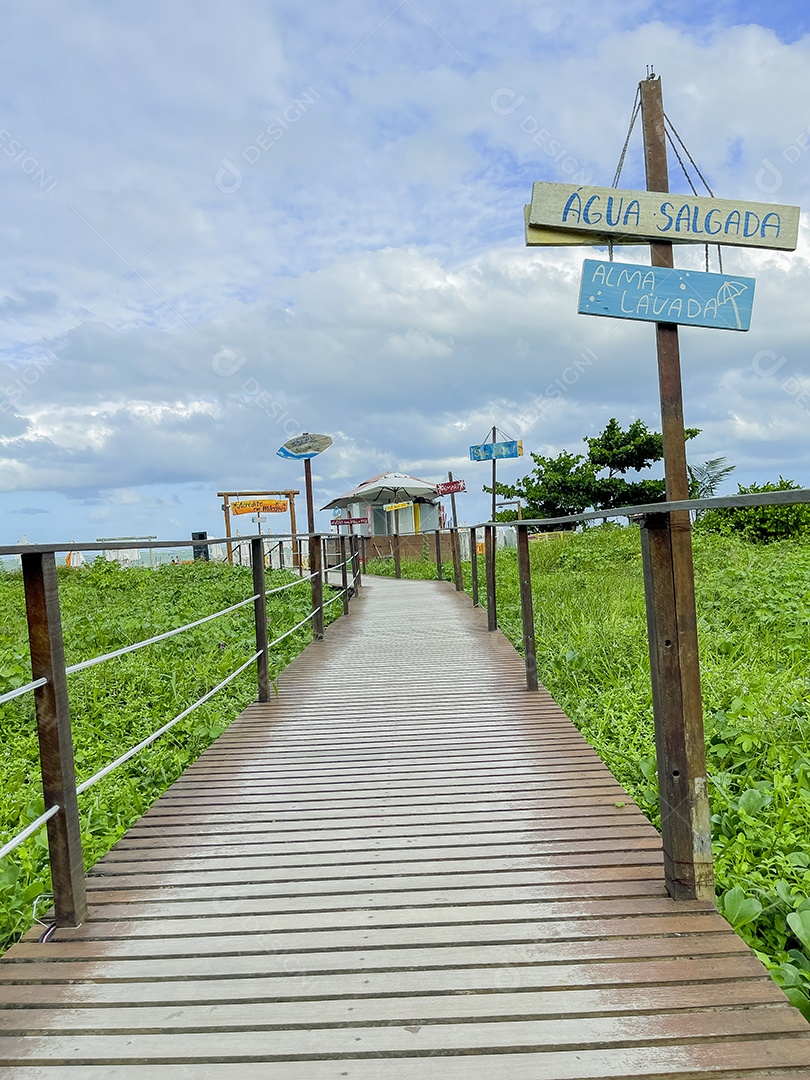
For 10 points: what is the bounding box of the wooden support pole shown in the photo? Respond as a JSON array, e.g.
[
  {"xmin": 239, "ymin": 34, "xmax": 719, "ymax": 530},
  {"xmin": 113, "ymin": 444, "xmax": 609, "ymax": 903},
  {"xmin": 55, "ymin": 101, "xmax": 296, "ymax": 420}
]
[
  {"xmin": 516, "ymin": 523, "xmax": 538, "ymax": 691},
  {"xmin": 451, "ymin": 527, "xmax": 463, "ymax": 591},
  {"xmin": 250, "ymin": 538, "xmax": 270, "ymax": 702},
  {"xmin": 393, "ymin": 532, "xmax": 401, "ymax": 579},
  {"xmin": 639, "ymin": 75, "xmax": 713, "ymax": 902},
  {"xmin": 484, "ymin": 525, "xmax": 497, "ymax": 631},
  {"xmin": 434, "ymin": 530, "xmax": 443, "ymax": 581},
  {"xmin": 222, "ymin": 494, "xmax": 233, "ymax": 565},
  {"xmin": 21, "ymin": 552, "xmax": 87, "ymax": 927},
  {"xmin": 448, "ymin": 470, "xmax": 459, "ymax": 529},
  {"xmin": 490, "ymin": 425, "xmax": 497, "ymax": 524},
  {"xmin": 350, "ymin": 535, "xmax": 362, "ymax": 591},
  {"xmin": 309, "ymin": 533, "xmax": 324, "ymax": 640},
  {"xmin": 469, "ymin": 527, "xmax": 479, "ymax": 606},
  {"xmin": 304, "ymin": 458, "xmax": 315, "ymax": 536},
  {"xmin": 641, "ymin": 514, "xmax": 713, "ymax": 899},
  {"xmin": 340, "ymin": 535, "xmax": 350, "ymax": 615}
]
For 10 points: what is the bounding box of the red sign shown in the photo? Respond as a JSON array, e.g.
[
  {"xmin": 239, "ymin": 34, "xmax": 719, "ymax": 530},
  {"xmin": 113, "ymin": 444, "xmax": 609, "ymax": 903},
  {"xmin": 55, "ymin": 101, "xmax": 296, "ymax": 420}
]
[
  {"xmin": 435, "ymin": 479, "xmax": 466, "ymax": 496},
  {"xmin": 331, "ymin": 517, "xmax": 368, "ymax": 526}
]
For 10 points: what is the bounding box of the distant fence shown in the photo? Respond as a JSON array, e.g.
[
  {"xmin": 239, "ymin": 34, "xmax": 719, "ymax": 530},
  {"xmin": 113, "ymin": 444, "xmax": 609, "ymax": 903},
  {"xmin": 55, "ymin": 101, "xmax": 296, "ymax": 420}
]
[{"xmin": 0, "ymin": 532, "xmax": 362, "ymax": 934}]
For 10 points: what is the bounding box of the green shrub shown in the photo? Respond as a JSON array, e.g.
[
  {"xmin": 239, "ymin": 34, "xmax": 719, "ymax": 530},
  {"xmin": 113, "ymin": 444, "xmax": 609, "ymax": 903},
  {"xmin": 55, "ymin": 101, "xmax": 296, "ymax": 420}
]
[{"xmin": 698, "ymin": 479, "xmax": 810, "ymax": 543}]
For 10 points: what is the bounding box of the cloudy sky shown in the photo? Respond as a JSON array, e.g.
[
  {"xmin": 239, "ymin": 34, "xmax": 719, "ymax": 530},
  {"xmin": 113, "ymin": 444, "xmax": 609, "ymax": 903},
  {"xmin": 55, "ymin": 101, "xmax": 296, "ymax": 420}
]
[{"xmin": 1, "ymin": 0, "xmax": 809, "ymax": 545}]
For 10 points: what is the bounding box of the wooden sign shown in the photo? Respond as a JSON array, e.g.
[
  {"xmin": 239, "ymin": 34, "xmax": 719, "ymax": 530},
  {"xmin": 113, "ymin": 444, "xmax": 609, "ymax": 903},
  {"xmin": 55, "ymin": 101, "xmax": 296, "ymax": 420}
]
[
  {"xmin": 469, "ymin": 440, "xmax": 523, "ymax": 462},
  {"xmin": 384, "ymin": 501, "xmax": 410, "ymax": 512},
  {"xmin": 578, "ymin": 259, "xmax": 756, "ymax": 331},
  {"xmin": 277, "ymin": 433, "xmax": 332, "ymax": 460},
  {"xmin": 232, "ymin": 499, "xmax": 288, "ymax": 515},
  {"xmin": 529, "ymin": 182, "xmax": 800, "ymax": 251},
  {"xmin": 435, "ymin": 479, "xmax": 467, "ymax": 496},
  {"xmin": 524, "ymin": 205, "xmax": 642, "ymax": 247}
]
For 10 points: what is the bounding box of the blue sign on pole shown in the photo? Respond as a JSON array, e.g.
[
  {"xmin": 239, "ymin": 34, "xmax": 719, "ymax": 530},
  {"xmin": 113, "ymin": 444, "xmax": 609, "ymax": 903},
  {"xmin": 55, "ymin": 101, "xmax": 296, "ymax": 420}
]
[
  {"xmin": 469, "ymin": 440, "xmax": 524, "ymax": 462},
  {"xmin": 578, "ymin": 259, "xmax": 756, "ymax": 331}
]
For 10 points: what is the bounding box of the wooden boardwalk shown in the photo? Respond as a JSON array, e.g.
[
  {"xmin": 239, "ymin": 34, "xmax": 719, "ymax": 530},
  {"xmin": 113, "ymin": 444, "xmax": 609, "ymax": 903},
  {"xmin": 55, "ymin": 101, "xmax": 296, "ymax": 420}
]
[{"xmin": 1, "ymin": 575, "xmax": 809, "ymax": 1077}]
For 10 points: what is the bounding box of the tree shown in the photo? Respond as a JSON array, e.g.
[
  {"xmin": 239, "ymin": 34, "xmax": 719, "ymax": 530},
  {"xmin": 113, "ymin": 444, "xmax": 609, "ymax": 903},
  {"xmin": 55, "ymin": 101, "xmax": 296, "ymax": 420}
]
[
  {"xmin": 489, "ymin": 417, "xmax": 701, "ymax": 522},
  {"xmin": 688, "ymin": 456, "xmax": 736, "ymax": 500}
]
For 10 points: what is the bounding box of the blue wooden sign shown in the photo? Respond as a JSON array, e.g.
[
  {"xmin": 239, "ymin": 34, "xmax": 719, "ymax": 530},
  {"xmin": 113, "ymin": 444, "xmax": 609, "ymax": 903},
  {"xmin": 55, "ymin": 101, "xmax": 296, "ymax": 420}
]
[
  {"xmin": 469, "ymin": 439, "xmax": 524, "ymax": 462},
  {"xmin": 578, "ymin": 259, "xmax": 756, "ymax": 331}
]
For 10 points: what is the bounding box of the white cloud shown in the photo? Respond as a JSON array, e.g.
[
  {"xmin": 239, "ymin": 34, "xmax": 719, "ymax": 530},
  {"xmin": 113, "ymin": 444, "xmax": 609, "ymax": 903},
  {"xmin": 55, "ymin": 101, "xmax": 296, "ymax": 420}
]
[{"xmin": 1, "ymin": 1, "xmax": 809, "ymax": 540}]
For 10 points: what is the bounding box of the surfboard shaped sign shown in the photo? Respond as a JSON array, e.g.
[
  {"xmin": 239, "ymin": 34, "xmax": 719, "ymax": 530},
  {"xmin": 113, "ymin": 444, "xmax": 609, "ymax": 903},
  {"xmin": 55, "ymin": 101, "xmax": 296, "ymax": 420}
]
[
  {"xmin": 277, "ymin": 433, "xmax": 332, "ymax": 460},
  {"xmin": 529, "ymin": 182, "xmax": 800, "ymax": 252},
  {"xmin": 578, "ymin": 259, "xmax": 756, "ymax": 332},
  {"xmin": 470, "ymin": 440, "xmax": 523, "ymax": 462}
]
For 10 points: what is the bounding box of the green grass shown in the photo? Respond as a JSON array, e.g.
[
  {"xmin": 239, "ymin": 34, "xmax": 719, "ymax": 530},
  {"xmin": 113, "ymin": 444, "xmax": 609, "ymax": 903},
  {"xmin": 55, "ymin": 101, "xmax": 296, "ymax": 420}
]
[
  {"xmin": 0, "ymin": 558, "xmax": 340, "ymax": 952},
  {"xmin": 366, "ymin": 528, "xmax": 810, "ymax": 1017}
]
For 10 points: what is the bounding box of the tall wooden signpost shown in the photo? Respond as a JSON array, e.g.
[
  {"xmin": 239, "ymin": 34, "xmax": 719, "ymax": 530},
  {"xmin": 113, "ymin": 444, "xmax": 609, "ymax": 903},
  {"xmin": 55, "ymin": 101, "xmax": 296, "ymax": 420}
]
[
  {"xmin": 525, "ymin": 75, "xmax": 799, "ymax": 902},
  {"xmin": 277, "ymin": 433, "xmax": 333, "ymax": 639}
]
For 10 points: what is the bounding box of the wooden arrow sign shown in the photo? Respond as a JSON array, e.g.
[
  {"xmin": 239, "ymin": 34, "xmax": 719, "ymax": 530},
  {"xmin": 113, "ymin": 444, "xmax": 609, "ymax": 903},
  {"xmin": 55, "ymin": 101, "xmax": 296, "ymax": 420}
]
[{"xmin": 529, "ymin": 182, "xmax": 800, "ymax": 251}]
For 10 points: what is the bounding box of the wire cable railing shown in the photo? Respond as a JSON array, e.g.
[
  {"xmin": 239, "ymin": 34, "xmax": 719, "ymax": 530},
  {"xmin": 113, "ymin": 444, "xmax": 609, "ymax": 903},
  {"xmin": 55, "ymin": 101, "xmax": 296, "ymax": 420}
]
[
  {"xmin": 75, "ymin": 650, "xmax": 262, "ymax": 795},
  {"xmin": 0, "ymin": 529, "xmax": 363, "ymax": 929},
  {"xmin": 0, "ymin": 677, "xmax": 47, "ymax": 708}
]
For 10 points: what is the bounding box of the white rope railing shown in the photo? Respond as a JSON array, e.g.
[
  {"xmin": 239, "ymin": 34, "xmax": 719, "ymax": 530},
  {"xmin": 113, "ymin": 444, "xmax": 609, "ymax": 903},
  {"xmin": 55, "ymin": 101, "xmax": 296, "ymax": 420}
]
[
  {"xmin": 75, "ymin": 650, "xmax": 262, "ymax": 795},
  {"xmin": 0, "ymin": 678, "xmax": 47, "ymax": 707},
  {"xmin": 0, "ymin": 805, "xmax": 60, "ymax": 861},
  {"xmin": 65, "ymin": 595, "xmax": 261, "ymax": 675}
]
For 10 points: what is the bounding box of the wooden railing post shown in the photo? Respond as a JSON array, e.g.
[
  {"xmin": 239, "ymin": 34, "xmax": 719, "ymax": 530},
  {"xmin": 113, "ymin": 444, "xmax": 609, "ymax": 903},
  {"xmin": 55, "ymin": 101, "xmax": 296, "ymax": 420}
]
[
  {"xmin": 340, "ymin": 535, "xmax": 350, "ymax": 615},
  {"xmin": 639, "ymin": 512, "xmax": 714, "ymax": 901},
  {"xmin": 484, "ymin": 525, "xmax": 497, "ymax": 630},
  {"xmin": 469, "ymin": 527, "xmax": 479, "ymax": 607},
  {"xmin": 516, "ymin": 524, "xmax": 538, "ymax": 691},
  {"xmin": 351, "ymin": 536, "xmax": 362, "ymax": 590},
  {"xmin": 21, "ymin": 551, "xmax": 87, "ymax": 928},
  {"xmin": 250, "ymin": 538, "xmax": 270, "ymax": 703},
  {"xmin": 450, "ymin": 527, "xmax": 463, "ymax": 592},
  {"xmin": 434, "ymin": 530, "xmax": 443, "ymax": 581},
  {"xmin": 310, "ymin": 534, "xmax": 324, "ymax": 640}
]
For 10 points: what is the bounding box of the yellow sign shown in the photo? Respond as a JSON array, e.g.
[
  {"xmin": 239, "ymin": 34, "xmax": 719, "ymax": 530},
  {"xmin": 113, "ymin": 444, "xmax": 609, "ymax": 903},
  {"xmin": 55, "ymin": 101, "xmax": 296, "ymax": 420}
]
[
  {"xmin": 231, "ymin": 499, "xmax": 288, "ymax": 515},
  {"xmin": 384, "ymin": 501, "xmax": 410, "ymax": 512}
]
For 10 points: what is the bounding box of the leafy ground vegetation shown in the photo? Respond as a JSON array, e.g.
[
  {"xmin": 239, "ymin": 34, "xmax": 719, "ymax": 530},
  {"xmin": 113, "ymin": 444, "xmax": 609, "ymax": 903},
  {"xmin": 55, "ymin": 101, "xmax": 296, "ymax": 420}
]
[
  {"xmin": 0, "ymin": 558, "xmax": 339, "ymax": 953},
  {"xmin": 367, "ymin": 528, "xmax": 810, "ymax": 1018}
]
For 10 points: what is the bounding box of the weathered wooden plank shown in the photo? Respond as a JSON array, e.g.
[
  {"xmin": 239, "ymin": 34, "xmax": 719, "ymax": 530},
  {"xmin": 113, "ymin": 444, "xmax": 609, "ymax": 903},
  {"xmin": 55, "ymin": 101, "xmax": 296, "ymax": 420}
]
[
  {"xmin": 0, "ymin": 1009, "xmax": 807, "ymax": 1062},
  {"xmin": 0, "ymin": 981, "xmax": 791, "ymax": 1032},
  {"xmin": 3, "ymin": 1044, "xmax": 810, "ymax": 1079},
  {"xmin": 0, "ymin": 955, "xmax": 770, "ymax": 1004}
]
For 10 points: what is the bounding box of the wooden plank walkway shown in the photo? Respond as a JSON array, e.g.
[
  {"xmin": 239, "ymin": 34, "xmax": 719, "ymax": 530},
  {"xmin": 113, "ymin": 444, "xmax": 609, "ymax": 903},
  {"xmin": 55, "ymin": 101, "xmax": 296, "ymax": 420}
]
[{"xmin": 0, "ymin": 575, "xmax": 809, "ymax": 1078}]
